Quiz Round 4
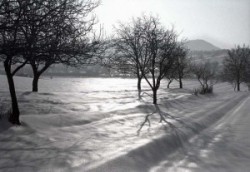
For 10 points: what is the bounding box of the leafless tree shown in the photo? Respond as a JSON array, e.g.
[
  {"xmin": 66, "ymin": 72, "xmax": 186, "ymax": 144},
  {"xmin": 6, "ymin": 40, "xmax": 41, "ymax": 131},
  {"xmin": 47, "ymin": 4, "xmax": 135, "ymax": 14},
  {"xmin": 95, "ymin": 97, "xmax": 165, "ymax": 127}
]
[
  {"xmin": 244, "ymin": 54, "xmax": 250, "ymax": 90},
  {"xmin": 20, "ymin": 0, "xmax": 100, "ymax": 92},
  {"xmin": 164, "ymin": 43, "xmax": 189, "ymax": 89},
  {"xmin": 112, "ymin": 18, "xmax": 150, "ymax": 99},
  {"xmin": 222, "ymin": 45, "xmax": 250, "ymax": 91},
  {"xmin": 113, "ymin": 15, "xmax": 181, "ymax": 104},
  {"xmin": 165, "ymin": 66, "xmax": 176, "ymax": 88},
  {"xmin": 174, "ymin": 43, "xmax": 189, "ymax": 89},
  {"xmin": 0, "ymin": 0, "xmax": 101, "ymax": 124},
  {"xmin": 138, "ymin": 16, "xmax": 178, "ymax": 104},
  {"xmin": 191, "ymin": 61, "xmax": 217, "ymax": 94},
  {"xmin": 0, "ymin": 0, "xmax": 28, "ymax": 124}
]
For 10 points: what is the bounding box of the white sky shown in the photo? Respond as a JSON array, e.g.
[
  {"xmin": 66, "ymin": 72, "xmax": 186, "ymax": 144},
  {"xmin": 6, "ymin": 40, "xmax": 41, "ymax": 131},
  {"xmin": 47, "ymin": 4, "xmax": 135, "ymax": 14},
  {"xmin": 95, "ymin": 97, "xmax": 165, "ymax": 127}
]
[{"xmin": 95, "ymin": 0, "xmax": 250, "ymax": 49}]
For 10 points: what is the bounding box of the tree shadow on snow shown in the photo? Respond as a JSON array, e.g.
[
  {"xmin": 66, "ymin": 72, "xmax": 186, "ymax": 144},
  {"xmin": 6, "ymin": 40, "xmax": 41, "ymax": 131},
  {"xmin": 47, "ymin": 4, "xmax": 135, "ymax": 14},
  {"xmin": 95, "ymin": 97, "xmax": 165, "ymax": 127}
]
[{"xmin": 87, "ymin": 105, "xmax": 205, "ymax": 172}]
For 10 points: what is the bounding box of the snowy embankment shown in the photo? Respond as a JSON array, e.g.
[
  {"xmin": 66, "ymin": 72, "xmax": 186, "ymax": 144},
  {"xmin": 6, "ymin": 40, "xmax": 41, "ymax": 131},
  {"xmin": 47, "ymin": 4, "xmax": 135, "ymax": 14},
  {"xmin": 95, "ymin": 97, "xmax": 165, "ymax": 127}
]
[
  {"xmin": 0, "ymin": 75, "xmax": 248, "ymax": 172},
  {"xmin": 151, "ymin": 95, "xmax": 250, "ymax": 172}
]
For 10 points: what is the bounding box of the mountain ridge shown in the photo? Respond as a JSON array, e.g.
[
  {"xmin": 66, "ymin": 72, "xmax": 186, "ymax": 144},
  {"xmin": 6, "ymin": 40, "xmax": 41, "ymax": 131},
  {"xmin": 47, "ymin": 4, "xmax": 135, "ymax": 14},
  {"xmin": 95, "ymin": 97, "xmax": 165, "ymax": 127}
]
[{"xmin": 185, "ymin": 39, "xmax": 220, "ymax": 51}]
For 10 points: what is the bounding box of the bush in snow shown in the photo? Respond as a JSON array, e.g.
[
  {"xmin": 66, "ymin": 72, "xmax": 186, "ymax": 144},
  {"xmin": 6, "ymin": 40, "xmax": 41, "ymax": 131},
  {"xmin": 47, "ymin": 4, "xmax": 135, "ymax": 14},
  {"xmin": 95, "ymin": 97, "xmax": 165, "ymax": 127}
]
[
  {"xmin": 193, "ymin": 85, "xmax": 213, "ymax": 95},
  {"xmin": 191, "ymin": 61, "xmax": 217, "ymax": 95}
]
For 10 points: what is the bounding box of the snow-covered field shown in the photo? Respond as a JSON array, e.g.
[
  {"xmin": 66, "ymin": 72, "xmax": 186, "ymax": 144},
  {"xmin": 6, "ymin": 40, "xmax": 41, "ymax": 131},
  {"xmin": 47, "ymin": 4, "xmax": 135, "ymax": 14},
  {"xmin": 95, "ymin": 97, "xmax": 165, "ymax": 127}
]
[{"xmin": 0, "ymin": 75, "xmax": 249, "ymax": 172}]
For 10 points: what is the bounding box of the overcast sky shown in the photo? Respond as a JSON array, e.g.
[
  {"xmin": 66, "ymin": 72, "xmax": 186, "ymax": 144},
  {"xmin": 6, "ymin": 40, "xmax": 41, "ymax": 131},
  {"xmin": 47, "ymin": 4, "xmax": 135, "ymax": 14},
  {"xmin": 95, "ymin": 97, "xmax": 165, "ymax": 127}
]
[{"xmin": 95, "ymin": 0, "xmax": 250, "ymax": 49}]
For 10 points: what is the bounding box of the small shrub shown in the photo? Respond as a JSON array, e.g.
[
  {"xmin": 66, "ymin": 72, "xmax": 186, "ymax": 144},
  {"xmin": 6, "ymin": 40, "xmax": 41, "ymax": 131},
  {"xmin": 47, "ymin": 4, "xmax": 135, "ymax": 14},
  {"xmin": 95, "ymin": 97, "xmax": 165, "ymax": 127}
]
[
  {"xmin": 193, "ymin": 85, "xmax": 213, "ymax": 95},
  {"xmin": 206, "ymin": 85, "xmax": 213, "ymax": 93},
  {"xmin": 193, "ymin": 88, "xmax": 199, "ymax": 96}
]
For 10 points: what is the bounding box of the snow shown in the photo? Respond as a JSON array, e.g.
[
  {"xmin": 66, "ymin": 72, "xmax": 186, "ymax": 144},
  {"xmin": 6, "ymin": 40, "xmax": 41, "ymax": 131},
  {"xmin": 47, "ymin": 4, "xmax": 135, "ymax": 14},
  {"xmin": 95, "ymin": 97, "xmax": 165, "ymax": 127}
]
[
  {"xmin": 0, "ymin": 75, "xmax": 249, "ymax": 172},
  {"xmin": 151, "ymin": 96, "xmax": 250, "ymax": 172}
]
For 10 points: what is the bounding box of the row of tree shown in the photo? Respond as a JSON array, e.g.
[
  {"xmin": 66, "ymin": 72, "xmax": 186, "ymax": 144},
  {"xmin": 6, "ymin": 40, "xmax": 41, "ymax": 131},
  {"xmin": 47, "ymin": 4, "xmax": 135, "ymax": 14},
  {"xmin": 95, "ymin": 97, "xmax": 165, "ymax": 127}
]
[
  {"xmin": 103, "ymin": 15, "xmax": 189, "ymax": 104},
  {"xmin": 1, "ymin": 2, "xmax": 249, "ymax": 125},
  {"xmin": 0, "ymin": 0, "xmax": 101, "ymax": 124},
  {"xmin": 104, "ymin": 14, "xmax": 250, "ymax": 100},
  {"xmin": 222, "ymin": 45, "xmax": 250, "ymax": 91}
]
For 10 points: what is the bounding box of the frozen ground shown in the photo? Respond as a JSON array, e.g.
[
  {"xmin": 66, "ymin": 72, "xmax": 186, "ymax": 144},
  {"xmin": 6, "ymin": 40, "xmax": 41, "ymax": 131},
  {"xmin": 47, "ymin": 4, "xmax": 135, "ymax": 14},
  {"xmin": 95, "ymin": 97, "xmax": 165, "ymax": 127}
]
[
  {"xmin": 151, "ymin": 96, "xmax": 250, "ymax": 172},
  {"xmin": 0, "ymin": 75, "xmax": 249, "ymax": 172}
]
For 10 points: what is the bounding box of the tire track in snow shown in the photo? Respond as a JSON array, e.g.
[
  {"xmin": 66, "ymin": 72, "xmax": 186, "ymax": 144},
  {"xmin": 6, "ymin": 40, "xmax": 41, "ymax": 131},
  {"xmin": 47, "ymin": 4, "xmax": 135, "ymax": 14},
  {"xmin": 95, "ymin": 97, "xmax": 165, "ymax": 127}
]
[{"xmin": 84, "ymin": 93, "xmax": 248, "ymax": 172}]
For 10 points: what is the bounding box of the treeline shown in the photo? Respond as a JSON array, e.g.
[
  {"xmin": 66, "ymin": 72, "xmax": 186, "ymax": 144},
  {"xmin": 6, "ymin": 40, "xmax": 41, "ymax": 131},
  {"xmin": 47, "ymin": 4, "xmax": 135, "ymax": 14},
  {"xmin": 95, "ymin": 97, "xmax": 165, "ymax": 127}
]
[
  {"xmin": 103, "ymin": 16, "xmax": 250, "ymax": 104},
  {"xmin": 1, "ymin": 1, "xmax": 249, "ymax": 125},
  {"xmin": 0, "ymin": 0, "xmax": 102, "ymax": 124},
  {"xmin": 103, "ymin": 15, "xmax": 189, "ymax": 104},
  {"xmin": 221, "ymin": 46, "xmax": 250, "ymax": 91},
  {"xmin": 0, "ymin": 63, "xmax": 109, "ymax": 77}
]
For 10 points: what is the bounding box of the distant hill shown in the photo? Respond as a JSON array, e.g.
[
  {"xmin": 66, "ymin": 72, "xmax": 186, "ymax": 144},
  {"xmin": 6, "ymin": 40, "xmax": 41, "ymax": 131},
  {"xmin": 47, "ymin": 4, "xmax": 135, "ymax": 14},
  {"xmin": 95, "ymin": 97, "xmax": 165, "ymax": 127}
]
[
  {"xmin": 188, "ymin": 49, "xmax": 228, "ymax": 65},
  {"xmin": 185, "ymin": 39, "xmax": 220, "ymax": 51}
]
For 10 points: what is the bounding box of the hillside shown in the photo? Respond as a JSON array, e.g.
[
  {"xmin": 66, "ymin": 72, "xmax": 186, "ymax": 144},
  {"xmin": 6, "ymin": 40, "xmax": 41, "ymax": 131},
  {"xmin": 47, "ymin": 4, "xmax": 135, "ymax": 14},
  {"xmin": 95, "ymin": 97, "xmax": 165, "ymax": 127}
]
[
  {"xmin": 185, "ymin": 39, "xmax": 220, "ymax": 51},
  {"xmin": 188, "ymin": 49, "xmax": 228, "ymax": 64},
  {"xmin": 184, "ymin": 39, "xmax": 228, "ymax": 64}
]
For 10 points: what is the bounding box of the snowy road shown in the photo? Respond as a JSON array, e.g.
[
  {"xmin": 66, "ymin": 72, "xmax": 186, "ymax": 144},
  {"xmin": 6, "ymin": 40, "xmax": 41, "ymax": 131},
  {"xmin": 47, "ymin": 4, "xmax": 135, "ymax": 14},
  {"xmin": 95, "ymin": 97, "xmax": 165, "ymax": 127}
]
[
  {"xmin": 85, "ymin": 93, "xmax": 250, "ymax": 172},
  {"xmin": 151, "ymin": 95, "xmax": 250, "ymax": 172}
]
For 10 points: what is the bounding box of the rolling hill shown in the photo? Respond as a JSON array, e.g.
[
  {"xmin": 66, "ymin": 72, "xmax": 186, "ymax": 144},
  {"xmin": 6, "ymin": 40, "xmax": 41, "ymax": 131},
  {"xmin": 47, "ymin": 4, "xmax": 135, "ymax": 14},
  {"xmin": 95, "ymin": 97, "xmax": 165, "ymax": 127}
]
[
  {"xmin": 185, "ymin": 39, "xmax": 220, "ymax": 51},
  {"xmin": 185, "ymin": 39, "xmax": 228, "ymax": 64}
]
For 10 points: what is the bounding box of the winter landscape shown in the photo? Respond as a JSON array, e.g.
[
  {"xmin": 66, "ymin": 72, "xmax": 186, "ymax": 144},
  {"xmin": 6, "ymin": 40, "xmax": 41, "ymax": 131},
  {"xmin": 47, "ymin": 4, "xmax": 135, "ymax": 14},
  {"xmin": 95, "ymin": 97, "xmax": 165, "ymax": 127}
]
[
  {"xmin": 1, "ymin": 0, "xmax": 250, "ymax": 172},
  {"xmin": 0, "ymin": 76, "xmax": 250, "ymax": 172}
]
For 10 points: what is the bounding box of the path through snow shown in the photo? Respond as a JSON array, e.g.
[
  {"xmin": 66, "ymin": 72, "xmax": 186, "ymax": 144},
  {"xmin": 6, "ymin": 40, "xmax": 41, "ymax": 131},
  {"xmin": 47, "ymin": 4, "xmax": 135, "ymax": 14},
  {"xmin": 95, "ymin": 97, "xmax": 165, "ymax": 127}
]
[{"xmin": 151, "ymin": 95, "xmax": 250, "ymax": 172}]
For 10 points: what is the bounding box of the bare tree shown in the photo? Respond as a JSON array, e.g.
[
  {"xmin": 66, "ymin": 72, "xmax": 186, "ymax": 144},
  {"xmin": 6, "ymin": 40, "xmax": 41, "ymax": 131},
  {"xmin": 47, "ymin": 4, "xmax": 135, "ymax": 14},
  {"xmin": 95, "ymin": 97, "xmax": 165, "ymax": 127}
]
[
  {"xmin": 113, "ymin": 16, "xmax": 181, "ymax": 103},
  {"xmin": 174, "ymin": 44, "xmax": 189, "ymax": 89},
  {"xmin": 165, "ymin": 66, "xmax": 176, "ymax": 88},
  {"xmin": 138, "ymin": 16, "xmax": 178, "ymax": 104},
  {"xmin": 222, "ymin": 45, "xmax": 250, "ymax": 91},
  {"xmin": 191, "ymin": 61, "xmax": 217, "ymax": 94},
  {"xmin": 0, "ymin": 0, "xmax": 28, "ymax": 124},
  {"xmin": 100, "ymin": 38, "xmax": 132, "ymax": 77},
  {"xmin": 164, "ymin": 43, "xmax": 189, "ymax": 89},
  {"xmin": 0, "ymin": 0, "xmax": 101, "ymax": 124},
  {"xmin": 112, "ymin": 18, "xmax": 150, "ymax": 99},
  {"xmin": 244, "ymin": 53, "xmax": 250, "ymax": 90},
  {"xmin": 21, "ymin": 0, "xmax": 100, "ymax": 92}
]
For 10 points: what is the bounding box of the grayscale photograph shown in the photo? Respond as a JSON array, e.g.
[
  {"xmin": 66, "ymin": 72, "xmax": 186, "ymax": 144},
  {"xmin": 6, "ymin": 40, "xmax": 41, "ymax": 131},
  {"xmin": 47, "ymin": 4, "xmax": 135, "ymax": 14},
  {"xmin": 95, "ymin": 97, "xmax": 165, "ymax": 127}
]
[{"xmin": 0, "ymin": 0, "xmax": 250, "ymax": 171}]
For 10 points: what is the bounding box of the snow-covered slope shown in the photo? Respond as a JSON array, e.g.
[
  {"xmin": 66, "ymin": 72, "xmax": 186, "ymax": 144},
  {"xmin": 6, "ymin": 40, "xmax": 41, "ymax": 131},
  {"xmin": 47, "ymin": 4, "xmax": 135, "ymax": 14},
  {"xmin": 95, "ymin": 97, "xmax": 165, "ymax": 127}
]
[{"xmin": 0, "ymin": 75, "xmax": 249, "ymax": 172}]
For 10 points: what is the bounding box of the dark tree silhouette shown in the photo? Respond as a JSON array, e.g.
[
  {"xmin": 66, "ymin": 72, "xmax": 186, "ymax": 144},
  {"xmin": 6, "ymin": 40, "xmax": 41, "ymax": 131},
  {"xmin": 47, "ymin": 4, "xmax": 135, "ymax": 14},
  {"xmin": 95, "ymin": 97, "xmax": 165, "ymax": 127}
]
[
  {"xmin": 244, "ymin": 54, "xmax": 250, "ymax": 90},
  {"xmin": 165, "ymin": 43, "xmax": 189, "ymax": 89},
  {"xmin": 165, "ymin": 67, "xmax": 176, "ymax": 89},
  {"xmin": 112, "ymin": 18, "xmax": 150, "ymax": 99},
  {"xmin": 20, "ymin": 0, "xmax": 100, "ymax": 92},
  {"xmin": 0, "ymin": 0, "xmax": 101, "ymax": 124},
  {"xmin": 222, "ymin": 45, "xmax": 250, "ymax": 91},
  {"xmin": 138, "ymin": 16, "xmax": 178, "ymax": 104},
  {"xmin": 0, "ymin": 0, "xmax": 28, "ymax": 124},
  {"xmin": 114, "ymin": 15, "xmax": 183, "ymax": 104},
  {"xmin": 174, "ymin": 44, "xmax": 189, "ymax": 89}
]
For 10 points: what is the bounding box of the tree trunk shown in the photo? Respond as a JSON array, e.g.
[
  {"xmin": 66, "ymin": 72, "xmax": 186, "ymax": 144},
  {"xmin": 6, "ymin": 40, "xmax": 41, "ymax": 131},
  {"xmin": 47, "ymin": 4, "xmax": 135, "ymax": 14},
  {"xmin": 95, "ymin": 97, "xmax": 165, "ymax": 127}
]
[
  {"xmin": 32, "ymin": 73, "xmax": 39, "ymax": 92},
  {"xmin": 237, "ymin": 81, "xmax": 240, "ymax": 91},
  {"xmin": 137, "ymin": 77, "xmax": 142, "ymax": 99},
  {"xmin": 153, "ymin": 89, "xmax": 157, "ymax": 104},
  {"xmin": 179, "ymin": 77, "xmax": 183, "ymax": 89},
  {"xmin": 167, "ymin": 79, "xmax": 172, "ymax": 88},
  {"xmin": 4, "ymin": 61, "xmax": 21, "ymax": 125},
  {"xmin": 31, "ymin": 63, "xmax": 51, "ymax": 92}
]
